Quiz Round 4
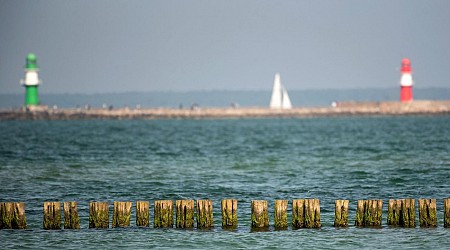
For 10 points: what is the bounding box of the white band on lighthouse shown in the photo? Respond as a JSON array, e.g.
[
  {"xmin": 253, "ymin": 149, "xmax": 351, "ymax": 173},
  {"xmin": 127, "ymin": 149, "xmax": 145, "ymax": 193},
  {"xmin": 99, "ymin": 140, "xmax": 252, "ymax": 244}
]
[
  {"xmin": 400, "ymin": 73, "xmax": 413, "ymax": 87},
  {"xmin": 22, "ymin": 70, "xmax": 40, "ymax": 86}
]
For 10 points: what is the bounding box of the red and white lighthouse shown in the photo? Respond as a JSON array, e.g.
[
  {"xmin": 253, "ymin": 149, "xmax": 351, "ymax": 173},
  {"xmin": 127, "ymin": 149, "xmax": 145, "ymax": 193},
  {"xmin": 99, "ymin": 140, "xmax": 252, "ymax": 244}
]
[{"xmin": 400, "ymin": 58, "xmax": 413, "ymax": 102}]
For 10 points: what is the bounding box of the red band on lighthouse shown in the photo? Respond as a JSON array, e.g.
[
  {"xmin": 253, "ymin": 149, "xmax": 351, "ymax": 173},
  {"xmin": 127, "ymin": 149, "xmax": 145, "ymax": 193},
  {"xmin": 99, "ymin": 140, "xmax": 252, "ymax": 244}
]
[{"xmin": 400, "ymin": 86, "xmax": 413, "ymax": 102}]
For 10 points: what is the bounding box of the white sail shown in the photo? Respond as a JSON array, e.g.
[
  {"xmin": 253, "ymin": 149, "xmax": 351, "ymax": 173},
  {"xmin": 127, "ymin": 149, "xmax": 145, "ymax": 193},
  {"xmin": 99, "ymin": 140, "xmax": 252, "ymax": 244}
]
[
  {"xmin": 270, "ymin": 73, "xmax": 292, "ymax": 109},
  {"xmin": 281, "ymin": 87, "xmax": 292, "ymax": 109},
  {"xmin": 270, "ymin": 73, "xmax": 282, "ymax": 109}
]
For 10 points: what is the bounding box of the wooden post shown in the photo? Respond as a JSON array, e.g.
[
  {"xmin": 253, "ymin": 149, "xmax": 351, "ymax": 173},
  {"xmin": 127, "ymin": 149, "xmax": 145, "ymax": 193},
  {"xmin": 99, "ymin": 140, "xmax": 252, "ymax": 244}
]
[
  {"xmin": 305, "ymin": 199, "xmax": 321, "ymax": 228},
  {"xmin": 112, "ymin": 201, "xmax": 132, "ymax": 228},
  {"xmin": 292, "ymin": 199, "xmax": 321, "ymax": 229},
  {"xmin": 136, "ymin": 201, "xmax": 149, "ymax": 227},
  {"xmin": 43, "ymin": 202, "xmax": 61, "ymax": 230},
  {"xmin": 221, "ymin": 199, "xmax": 237, "ymax": 229},
  {"xmin": 366, "ymin": 199, "xmax": 382, "ymax": 227},
  {"xmin": 0, "ymin": 202, "xmax": 27, "ymax": 229},
  {"xmin": 334, "ymin": 200, "xmax": 349, "ymax": 227},
  {"xmin": 274, "ymin": 200, "xmax": 288, "ymax": 229},
  {"xmin": 196, "ymin": 200, "xmax": 213, "ymax": 229},
  {"xmin": 355, "ymin": 200, "xmax": 383, "ymax": 227},
  {"xmin": 154, "ymin": 200, "xmax": 173, "ymax": 228},
  {"xmin": 387, "ymin": 199, "xmax": 415, "ymax": 227},
  {"xmin": 355, "ymin": 200, "xmax": 364, "ymax": 226},
  {"xmin": 444, "ymin": 198, "xmax": 450, "ymax": 228},
  {"xmin": 292, "ymin": 199, "xmax": 305, "ymax": 229},
  {"xmin": 251, "ymin": 200, "xmax": 269, "ymax": 229},
  {"xmin": 0, "ymin": 202, "xmax": 13, "ymax": 229},
  {"xmin": 63, "ymin": 202, "xmax": 80, "ymax": 229},
  {"xmin": 387, "ymin": 199, "xmax": 401, "ymax": 226},
  {"xmin": 401, "ymin": 199, "xmax": 416, "ymax": 228},
  {"xmin": 89, "ymin": 202, "xmax": 109, "ymax": 229},
  {"xmin": 418, "ymin": 199, "xmax": 437, "ymax": 227},
  {"xmin": 176, "ymin": 200, "xmax": 194, "ymax": 229}
]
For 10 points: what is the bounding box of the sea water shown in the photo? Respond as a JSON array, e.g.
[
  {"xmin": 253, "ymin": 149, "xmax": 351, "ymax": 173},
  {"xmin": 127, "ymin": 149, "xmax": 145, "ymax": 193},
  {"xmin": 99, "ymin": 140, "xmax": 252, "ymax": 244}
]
[{"xmin": 0, "ymin": 116, "xmax": 449, "ymax": 249}]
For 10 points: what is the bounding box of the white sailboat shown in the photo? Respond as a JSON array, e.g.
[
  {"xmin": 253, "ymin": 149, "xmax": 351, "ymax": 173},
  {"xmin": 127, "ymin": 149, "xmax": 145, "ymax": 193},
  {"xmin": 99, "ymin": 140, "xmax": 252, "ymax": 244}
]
[{"xmin": 269, "ymin": 73, "xmax": 292, "ymax": 109}]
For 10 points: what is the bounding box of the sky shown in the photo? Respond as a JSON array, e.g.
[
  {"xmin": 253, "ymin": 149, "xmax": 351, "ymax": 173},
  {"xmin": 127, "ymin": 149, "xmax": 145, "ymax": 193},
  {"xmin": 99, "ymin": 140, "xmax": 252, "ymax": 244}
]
[{"xmin": 1, "ymin": 0, "xmax": 450, "ymax": 94}]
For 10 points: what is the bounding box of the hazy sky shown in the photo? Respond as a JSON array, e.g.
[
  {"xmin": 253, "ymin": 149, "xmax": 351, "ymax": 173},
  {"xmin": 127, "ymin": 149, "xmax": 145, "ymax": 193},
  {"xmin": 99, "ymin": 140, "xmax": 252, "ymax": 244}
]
[{"xmin": 1, "ymin": 0, "xmax": 449, "ymax": 94}]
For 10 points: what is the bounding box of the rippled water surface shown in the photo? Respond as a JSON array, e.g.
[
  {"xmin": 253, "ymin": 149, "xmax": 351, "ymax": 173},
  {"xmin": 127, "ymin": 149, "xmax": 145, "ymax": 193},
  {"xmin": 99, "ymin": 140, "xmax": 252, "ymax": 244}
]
[{"xmin": 1, "ymin": 117, "xmax": 449, "ymax": 249}]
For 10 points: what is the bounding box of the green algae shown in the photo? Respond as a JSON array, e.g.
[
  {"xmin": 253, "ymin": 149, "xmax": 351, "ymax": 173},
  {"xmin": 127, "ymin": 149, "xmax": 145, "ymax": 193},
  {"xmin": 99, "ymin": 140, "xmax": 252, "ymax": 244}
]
[
  {"xmin": 274, "ymin": 200, "xmax": 288, "ymax": 229},
  {"xmin": 64, "ymin": 202, "xmax": 80, "ymax": 229},
  {"xmin": 1, "ymin": 202, "xmax": 27, "ymax": 229},
  {"xmin": 355, "ymin": 200, "xmax": 382, "ymax": 227},
  {"xmin": 419, "ymin": 199, "xmax": 437, "ymax": 228},
  {"xmin": 154, "ymin": 200, "xmax": 173, "ymax": 228},
  {"xmin": 292, "ymin": 199, "xmax": 320, "ymax": 229},
  {"xmin": 176, "ymin": 200, "xmax": 194, "ymax": 228},
  {"xmin": 112, "ymin": 202, "xmax": 131, "ymax": 228},
  {"xmin": 197, "ymin": 200, "xmax": 214, "ymax": 229},
  {"xmin": 251, "ymin": 201, "xmax": 269, "ymax": 229},
  {"xmin": 89, "ymin": 202, "xmax": 109, "ymax": 229},
  {"xmin": 221, "ymin": 199, "xmax": 237, "ymax": 229},
  {"xmin": 334, "ymin": 200, "xmax": 349, "ymax": 227},
  {"xmin": 136, "ymin": 201, "xmax": 149, "ymax": 227},
  {"xmin": 43, "ymin": 202, "xmax": 61, "ymax": 230}
]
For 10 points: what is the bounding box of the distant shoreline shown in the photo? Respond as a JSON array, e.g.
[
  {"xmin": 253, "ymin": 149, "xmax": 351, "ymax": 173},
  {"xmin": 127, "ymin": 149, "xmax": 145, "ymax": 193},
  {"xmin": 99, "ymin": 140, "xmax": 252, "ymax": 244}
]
[
  {"xmin": 2, "ymin": 88, "xmax": 450, "ymax": 109},
  {"xmin": 1, "ymin": 100, "xmax": 449, "ymax": 120}
]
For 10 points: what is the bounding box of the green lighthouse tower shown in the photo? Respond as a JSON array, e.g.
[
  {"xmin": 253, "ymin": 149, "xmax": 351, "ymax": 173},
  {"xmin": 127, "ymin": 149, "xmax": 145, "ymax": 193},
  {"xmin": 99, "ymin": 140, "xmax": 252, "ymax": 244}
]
[{"xmin": 21, "ymin": 53, "xmax": 41, "ymax": 106}]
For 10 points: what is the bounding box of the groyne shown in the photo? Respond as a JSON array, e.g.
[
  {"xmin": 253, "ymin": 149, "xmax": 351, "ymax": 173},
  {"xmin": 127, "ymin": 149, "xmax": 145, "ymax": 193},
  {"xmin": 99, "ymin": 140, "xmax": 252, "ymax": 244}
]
[
  {"xmin": 1, "ymin": 198, "xmax": 449, "ymax": 230},
  {"xmin": 0, "ymin": 100, "xmax": 449, "ymax": 120}
]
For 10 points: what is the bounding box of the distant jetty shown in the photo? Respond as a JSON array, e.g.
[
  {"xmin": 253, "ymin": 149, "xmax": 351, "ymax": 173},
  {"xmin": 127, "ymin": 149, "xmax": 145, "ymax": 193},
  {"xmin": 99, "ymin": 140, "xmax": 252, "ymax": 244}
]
[{"xmin": 0, "ymin": 100, "xmax": 449, "ymax": 120}]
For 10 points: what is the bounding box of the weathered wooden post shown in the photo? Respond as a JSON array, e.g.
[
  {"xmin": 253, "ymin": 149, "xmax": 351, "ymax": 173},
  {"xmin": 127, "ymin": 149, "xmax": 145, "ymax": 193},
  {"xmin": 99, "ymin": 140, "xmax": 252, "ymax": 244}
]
[
  {"xmin": 14, "ymin": 202, "xmax": 27, "ymax": 229},
  {"xmin": 196, "ymin": 200, "xmax": 213, "ymax": 229},
  {"xmin": 387, "ymin": 199, "xmax": 401, "ymax": 226},
  {"xmin": 292, "ymin": 199, "xmax": 321, "ymax": 229},
  {"xmin": 387, "ymin": 199, "xmax": 415, "ymax": 227},
  {"xmin": 154, "ymin": 200, "xmax": 173, "ymax": 228},
  {"xmin": 136, "ymin": 201, "xmax": 150, "ymax": 227},
  {"xmin": 444, "ymin": 198, "xmax": 450, "ymax": 228},
  {"xmin": 112, "ymin": 201, "xmax": 132, "ymax": 228},
  {"xmin": 334, "ymin": 200, "xmax": 349, "ymax": 227},
  {"xmin": 292, "ymin": 199, "xmax": 305, "ymax": 229},
  {"xmin": 0, "ymin": 202, "xmax": 27, "ymax": 229},
  {"xmin": 251, "ymin": 200, "xmax": 269, "ymax": 229},
  {"xmin": 0, "ymin": 202, "xmax": 13, "ymax": 229},
  {"xmin": 221, "ymin": 199, "xmax": 237, "ymax": 229},
  {"xmin": 274, "ymin": 200, "xmax": 288, "ymax": 229},
  {"xmin": 418, "ymin": 199, "xmax": 437, "ymax": 227},
  {"xmin": 43, "ymin": 202, "xmax": 61, "ymax": 230},
  {"xmin": 89, "ymin": 202, "xmax": 109, "ymax": 229},
  {"xmin": 176, "ymin": 200, "xmax": 194, "ymax": 229},
  {"xmin": 401, "ymin": 198, "xmax": 416, "ymax": 228},
  {"xmin": 355, "ymin": 200, "xmax": 364, "ymax": 226},
  {"xmin": 355, "ymin": 200, "xmax": 383, "ymax": 227},
  {"xmin": 64, "ymin": 201, "xmax": 80, "ymax": 229}
]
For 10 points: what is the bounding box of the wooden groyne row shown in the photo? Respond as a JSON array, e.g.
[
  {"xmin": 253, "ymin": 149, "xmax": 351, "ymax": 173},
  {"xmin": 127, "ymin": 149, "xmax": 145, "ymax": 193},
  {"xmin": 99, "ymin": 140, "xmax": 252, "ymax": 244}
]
[{"xmin": 1, "ymin": 199, "xmax": 449, "ymax": 230}]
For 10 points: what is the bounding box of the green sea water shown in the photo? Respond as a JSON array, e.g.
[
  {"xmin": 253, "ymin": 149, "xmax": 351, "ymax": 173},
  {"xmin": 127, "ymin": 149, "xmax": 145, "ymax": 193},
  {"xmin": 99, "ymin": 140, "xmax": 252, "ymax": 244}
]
[{"xmin": 1, "ymin": 116, "xmax": 449, "ymax": 249}]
